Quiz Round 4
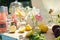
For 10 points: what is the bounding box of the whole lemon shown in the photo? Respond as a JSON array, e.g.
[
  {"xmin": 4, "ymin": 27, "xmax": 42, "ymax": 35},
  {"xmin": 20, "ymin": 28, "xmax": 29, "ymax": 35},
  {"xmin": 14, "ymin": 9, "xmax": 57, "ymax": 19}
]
[
  {"xmin": 38, "ymin": 23, "xmax": 48, "ymax": 33},
  {"xmin": 19, "ymin": 30, "xmax": 24, "ymax": 33},
  {"xmin": 19, "ymin": 28, "xmax": 25, "ymax": 33},
  {"xmin": 25, "ymin": 24, "xmax": 32, "ymax": 31}
]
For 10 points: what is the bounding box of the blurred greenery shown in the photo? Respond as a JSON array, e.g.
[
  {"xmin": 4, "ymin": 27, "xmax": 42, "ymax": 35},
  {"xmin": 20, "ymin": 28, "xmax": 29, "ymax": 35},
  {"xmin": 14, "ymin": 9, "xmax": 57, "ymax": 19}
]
[
  {"xmin": 0, "ymin": 36, "xmax": 2, "ymax": 40},
  {"xmin": 0, "ymin": 0, "xmax": 32, "ymax": 7}
]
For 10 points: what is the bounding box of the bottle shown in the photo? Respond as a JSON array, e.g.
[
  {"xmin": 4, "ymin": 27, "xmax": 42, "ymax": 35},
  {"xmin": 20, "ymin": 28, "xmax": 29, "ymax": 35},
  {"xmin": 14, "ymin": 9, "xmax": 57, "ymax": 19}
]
[
  {"xmin": 5, "ymin": 7, "xmax": 8, "ymax": 17},
  {"xmin": 0, "ymin": 6, "xmax": 7, "ymax": 33}
]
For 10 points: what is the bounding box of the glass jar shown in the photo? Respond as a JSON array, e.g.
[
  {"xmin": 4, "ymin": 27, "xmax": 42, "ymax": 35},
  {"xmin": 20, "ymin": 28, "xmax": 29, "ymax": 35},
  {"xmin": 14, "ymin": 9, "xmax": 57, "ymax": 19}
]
[{"xmin": 9, "ymin": 0, "xmax": 23, "ymax": 13}]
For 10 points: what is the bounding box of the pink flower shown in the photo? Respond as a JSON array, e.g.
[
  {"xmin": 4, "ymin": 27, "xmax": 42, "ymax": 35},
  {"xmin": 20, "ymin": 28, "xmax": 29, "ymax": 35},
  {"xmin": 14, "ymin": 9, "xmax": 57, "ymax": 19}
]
[{"xmin": 35, "ymin": 14, "xmax": 42, "ymax": 21}]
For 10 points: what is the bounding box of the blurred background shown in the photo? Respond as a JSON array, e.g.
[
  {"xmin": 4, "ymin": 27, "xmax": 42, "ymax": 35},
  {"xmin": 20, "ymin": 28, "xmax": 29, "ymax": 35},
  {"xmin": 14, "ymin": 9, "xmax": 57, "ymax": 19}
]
[{"xmin": 0, "ymin": 0, "xmax": 32, "ymax": 8}]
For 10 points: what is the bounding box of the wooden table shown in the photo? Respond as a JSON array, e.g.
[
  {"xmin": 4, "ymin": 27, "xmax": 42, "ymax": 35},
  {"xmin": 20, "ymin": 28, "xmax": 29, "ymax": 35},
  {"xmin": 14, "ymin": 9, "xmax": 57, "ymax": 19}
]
[{"xmin": 44, "ymin": 28, "xmax": 55, "ymax": 40}]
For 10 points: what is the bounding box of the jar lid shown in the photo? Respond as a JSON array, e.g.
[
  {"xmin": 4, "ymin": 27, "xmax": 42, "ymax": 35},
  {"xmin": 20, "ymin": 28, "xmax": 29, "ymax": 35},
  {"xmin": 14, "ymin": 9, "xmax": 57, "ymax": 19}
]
[{"xmin": 10, "ymin": 0, "xmax": 22, "ymax": 7}]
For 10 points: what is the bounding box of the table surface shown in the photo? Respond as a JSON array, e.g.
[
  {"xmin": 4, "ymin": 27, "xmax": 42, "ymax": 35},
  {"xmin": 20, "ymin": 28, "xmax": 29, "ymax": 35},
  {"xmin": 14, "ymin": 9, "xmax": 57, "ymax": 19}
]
[
  {"xmin": 44, "ymin": 28, "xmax": 55, "ymax": 40},
  {"xmin": 3, "ymin": 25, "xmax": 56, "ymax": 40}
]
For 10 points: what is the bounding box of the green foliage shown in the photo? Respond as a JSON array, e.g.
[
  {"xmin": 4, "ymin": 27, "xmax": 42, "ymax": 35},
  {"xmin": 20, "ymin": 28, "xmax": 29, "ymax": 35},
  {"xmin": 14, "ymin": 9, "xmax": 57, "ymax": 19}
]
[
  {"xmin": 29, "ymin": 31, "xmax": 45, "ymax": 40},
  {"xmin": 56, "ymin": 36, "xmax": 60, "ymax": 40},
  {"xmin": 0, "ymin": 36, "xmax": 2, "ymax": 40}
]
